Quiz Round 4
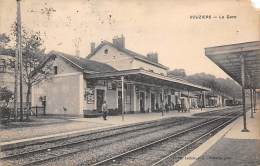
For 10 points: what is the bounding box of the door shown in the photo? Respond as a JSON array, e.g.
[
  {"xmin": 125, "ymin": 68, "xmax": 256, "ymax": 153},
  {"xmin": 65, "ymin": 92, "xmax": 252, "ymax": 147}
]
[
  {"xmin": 168, "ymin": 95, "xmax": 171, "ymax": 110},
  {"xmin": 140, "ymin": 92, "xmax": 145, "ymax": 112},
  {"xmin": 151, "ymin": 93, "xmax": 155, "ymax": 112},
  {"xmin": 96, "ymin": 89, "xmax": 105, "ymax": 112},
  {"xmin": 118, "ymin": 91, "xmax": 122, "ymax": 112}
]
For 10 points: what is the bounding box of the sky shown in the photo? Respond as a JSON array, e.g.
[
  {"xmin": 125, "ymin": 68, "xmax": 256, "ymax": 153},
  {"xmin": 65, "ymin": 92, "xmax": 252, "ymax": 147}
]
[
  {"xmin": 252, "ymin": 0, "xmax": 260, "ymax": 8},
  {"xmin": 0, "ymin": 0, "xmax": 259, "ymax": 79}
]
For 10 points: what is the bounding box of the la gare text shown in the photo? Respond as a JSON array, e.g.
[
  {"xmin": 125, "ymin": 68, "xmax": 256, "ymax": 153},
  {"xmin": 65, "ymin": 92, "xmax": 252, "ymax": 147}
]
[{"xmin": 190, "ymin": 15, "xmax": 237, "ymax": 20}]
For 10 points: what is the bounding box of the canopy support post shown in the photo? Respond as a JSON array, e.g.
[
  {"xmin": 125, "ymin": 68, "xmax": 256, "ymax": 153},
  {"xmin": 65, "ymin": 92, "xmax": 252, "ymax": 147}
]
[
  {"xmin": 241, "ymin": 55, "xmax": 249, "ymax": 132},
  {"xmin": 200, "ymin": 91, "xmax": 203, "ymax": 111},
  {"xmin": 187, "ymin": 89, "xmax": 190, "ymax": 112},
  {"xmin": 250, "ymin": 88, "xmax": 254, "ymax": 118},
  {"xmin": 121, "ymin": 76, "xmax": 125, "ymax": 121}
]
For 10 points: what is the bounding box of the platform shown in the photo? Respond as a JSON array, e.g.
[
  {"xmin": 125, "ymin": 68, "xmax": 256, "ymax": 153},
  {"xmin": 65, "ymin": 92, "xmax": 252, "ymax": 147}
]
[
  {"xmin": 175, "ymin": 105, "xmax": 260, "ymax": 166},
  {"xmin": 0, "ymin": 107, "xmax": 225, "ymax": 150}
]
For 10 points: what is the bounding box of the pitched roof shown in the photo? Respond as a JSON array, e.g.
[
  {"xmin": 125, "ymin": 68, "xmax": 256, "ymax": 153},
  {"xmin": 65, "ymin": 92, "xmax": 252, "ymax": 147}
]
[
  {"xmin": 87, "ymin": 41, "xmax": 169, "ymax": 70},
  {"xmin": 48, "ymin": 51, "xmax": 117, "ymax": 73}
]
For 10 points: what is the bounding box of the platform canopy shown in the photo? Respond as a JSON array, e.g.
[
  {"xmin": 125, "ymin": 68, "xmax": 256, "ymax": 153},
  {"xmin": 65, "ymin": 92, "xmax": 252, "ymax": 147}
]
[
  {"xmin": 86, "ymin": 68, "xmax": 210, "ymax": 91},
  {"xmin": 205, "ymin": 41, "xmax": 260, "ymax": 89}
]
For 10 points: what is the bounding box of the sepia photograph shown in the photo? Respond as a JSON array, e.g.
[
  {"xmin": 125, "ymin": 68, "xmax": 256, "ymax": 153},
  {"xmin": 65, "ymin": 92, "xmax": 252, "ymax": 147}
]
[{"xmin": 0, "ymin": 0, "xmax": 260, "ymax": 165}]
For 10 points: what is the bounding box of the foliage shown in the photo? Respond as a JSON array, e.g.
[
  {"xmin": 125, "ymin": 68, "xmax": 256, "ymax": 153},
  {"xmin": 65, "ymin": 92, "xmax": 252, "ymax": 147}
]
[
  {"xmin": 185, "ymin": 72, "xmax": 241, "ymax": 98},
  {"xmin": 168, "ymin": 69, "xmax": 186, "ymax": 78},
  {"xmin": 168, "ymin": 69, "xmax": 241, "ymax": 99},
  {"xmin": 10, "ymin": 27, "xmax": 54, "ymax": 114},
  {"xmin": 0, "ymin": 33, "xmax": 11, "ymax": 48},
  {"xmin": 0, "ymin": 87, "xmax": 13, "ymax": 122},
  {"xmin": 0, "ymin": 87, "xmax": 13, "ymax": 104},
  {"xmin": 1, "ymin": 25, "xmax": 54, "ymax": 120},
  {"xmin": 17, "ymin": 29, "xmax": 53, "ymax": 86}
]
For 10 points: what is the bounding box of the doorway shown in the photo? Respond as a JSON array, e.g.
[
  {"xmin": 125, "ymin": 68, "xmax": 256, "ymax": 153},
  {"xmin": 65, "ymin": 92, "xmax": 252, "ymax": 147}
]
[
  {"xmin": 151, "ymin": 93, "xmax": 155, "ymax": 112},
  {"xmin": 140, "ymin": 92, "xmax": 145, "ymax": 112},
  {"xmin": 168, "ymin": 95, "xmax": 171, "ymax": 110},
  {"xmin": 96, "ymin": 89, "xmax": 105, "ymax": 112},
  {"xmin": 118, "ymin": 91, "xmax": 122, "ymax": 113}
]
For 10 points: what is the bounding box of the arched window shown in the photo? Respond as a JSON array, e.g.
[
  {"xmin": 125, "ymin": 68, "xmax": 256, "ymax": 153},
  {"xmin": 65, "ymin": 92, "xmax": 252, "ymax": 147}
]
[{"xmin": 104, "ymin": 49, "xmax": 108, "ymax": 54}]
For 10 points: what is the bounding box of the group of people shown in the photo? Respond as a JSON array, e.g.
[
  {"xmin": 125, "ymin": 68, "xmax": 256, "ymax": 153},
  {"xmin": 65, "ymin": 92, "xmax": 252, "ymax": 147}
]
[
  {"xmin": 155, "ymin": 102, "xmax": 187, "ymax": 112},
  {"xmin": 101, "ymin": 100, "xmax": 189, "ymax": 121}
]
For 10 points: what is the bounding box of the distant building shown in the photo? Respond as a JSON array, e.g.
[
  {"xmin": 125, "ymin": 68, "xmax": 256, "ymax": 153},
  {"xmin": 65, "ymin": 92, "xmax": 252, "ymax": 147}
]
[
  {"xmin": 0, "ymin": 50, "xmax": 27, "ymax": 105},
  {"xmin": 0, "ymin": 51, "xmax": 15, "ymax": 90}
]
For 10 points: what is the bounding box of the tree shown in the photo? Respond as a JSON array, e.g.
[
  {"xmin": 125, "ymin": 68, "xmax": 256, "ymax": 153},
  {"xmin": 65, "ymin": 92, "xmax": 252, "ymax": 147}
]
[
  {"xmin": 20, "ymin": 29, "xmax": 54, "ymax": 119},
  {"xmin": 0, "ymin": 87, "xmax": 13, "ymax": 105},
  {"xmin": 0, "ymin": 87, "xmax": 13, "ymax": 121},
  {"xmin": 185, "ymin": 72, "xmax": 241, "ymax": 98},
  {"xmin": 168, "ymin": 68, "xmax": 242, "ymax": 99},
  {"xmin": 168, "ymin": 69, "xmax": 186, "ymax": 78},
  {"xmin": 0, "ymin": 33, "xmax": 11, "ymax": 48},
  {"xmin": 9, "ymin": 26, "xmax": 54, "ymax": 119}
]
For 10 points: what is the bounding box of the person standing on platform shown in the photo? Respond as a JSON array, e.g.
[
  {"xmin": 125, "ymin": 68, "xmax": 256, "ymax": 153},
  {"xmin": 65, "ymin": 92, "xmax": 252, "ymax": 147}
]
[{"xmin": 102, "ymin": 101, "xmax": 108, "ymax": 120}]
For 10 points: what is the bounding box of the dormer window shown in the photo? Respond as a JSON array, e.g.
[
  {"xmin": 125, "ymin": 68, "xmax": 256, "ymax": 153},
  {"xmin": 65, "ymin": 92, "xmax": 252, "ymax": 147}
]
[
  {"xmin": 54, "ymin": 66, "xmax": 58, "ymax": 75},
  {"xmin": 0, "ymin": 59, "xmax": 6, "ymax": 73},
  {"xmin": 104, "ymin": 49, "xmax": 108, "ymax": 54}
]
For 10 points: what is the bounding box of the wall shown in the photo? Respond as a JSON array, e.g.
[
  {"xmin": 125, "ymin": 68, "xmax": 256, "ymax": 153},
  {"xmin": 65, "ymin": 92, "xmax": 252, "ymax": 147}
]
[
  {"xmin": 33, "ymin": 73, "xmax": 83, "ymax": 115},
  {"xmin": 85, "ymin": 82, "xmax": 118, "ymax": 111},
  {"xmin": 32, "ymin": 56, "xmax": 84, "ymax": 115},
  {"xmin": 89, "ymin": 44, "xmax": 168, "ymax": 75},
  {"xmin": 89, "ymin": 45, "xmax": 133, "ymax": 70},
  {"xmin": 106, "ymin": 89, "xmax": 117, "ymax": 109}
]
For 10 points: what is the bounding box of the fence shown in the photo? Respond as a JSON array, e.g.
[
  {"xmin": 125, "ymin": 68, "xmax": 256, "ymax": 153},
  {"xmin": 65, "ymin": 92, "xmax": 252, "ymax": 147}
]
[
  {"xmin": 0, "ymin": 103, "xmax": 46, "ymax": 122},
  {"xmin": 30, "ymin": 106, "xmax": 46, "ymax": 116}
]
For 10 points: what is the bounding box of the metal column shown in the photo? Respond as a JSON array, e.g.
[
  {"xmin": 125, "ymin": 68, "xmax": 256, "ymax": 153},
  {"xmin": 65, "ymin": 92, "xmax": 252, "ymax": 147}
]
[
  {"xmin": 250, "ymin": 88, "xmax": 254, "ymax": 118},
  {"xmin": 200, "ymin": 91, "xmax": 203, "ymax": 111},
  {"xmin": 254, "ymin": 89, "xmax": 256, "ymax": 113},
  {"xmin": 240, "ymin": 55, "xmax": 249, "ymax": 132},
  {"xmin": 161, "ymin": 88, "xmax": 164, "ymax": 116},
  {"xmin": 203, "ymin": 91, "xmax": 206, "ymax": 108},
  {"xmin": 121, "ymin": 76, "xmax": 124, "ymax": 121},
  {"xmin": 133, "ymin": 85, "xmax": 137, "ymax": 112},
  {"xmin": 187, "ymin": 89, "xmax": 190, "ymax": 112}
]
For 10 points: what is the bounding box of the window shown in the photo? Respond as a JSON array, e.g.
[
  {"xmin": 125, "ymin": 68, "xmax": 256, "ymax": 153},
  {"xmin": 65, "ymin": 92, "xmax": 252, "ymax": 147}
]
[
  {"xmin": 104, "ymin": 49, "xmax": 108, "ymax": 54},
  {"xmin": 54, "ymin": 66, "xmax": 58, "ymax": 75},
  {"xmin": 0, "ymin": 59, "xmax": 6, "ymax": 73}
]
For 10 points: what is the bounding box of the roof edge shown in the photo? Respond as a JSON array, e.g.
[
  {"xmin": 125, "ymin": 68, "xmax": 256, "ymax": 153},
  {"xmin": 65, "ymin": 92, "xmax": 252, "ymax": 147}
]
[{"xmin": 87, "ymin": 41, "xmax": 169, "ymax": 70}]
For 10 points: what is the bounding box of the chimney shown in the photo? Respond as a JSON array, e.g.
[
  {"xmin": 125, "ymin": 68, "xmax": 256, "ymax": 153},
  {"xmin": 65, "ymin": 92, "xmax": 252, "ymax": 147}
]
[
  {"xmin": 75, "ymin": 49, "xmax": 80, "ymax": 57},
  {"xmin": 147, "ymin": 52, "xmax": 158, "ymax": 63},
  {"xmin": 112, "ymin": 35, "xmax": 125, "ymax": 48},
  {"xmin": 90, "ymin": 42, "xmax": 95, "ymax": 54}
]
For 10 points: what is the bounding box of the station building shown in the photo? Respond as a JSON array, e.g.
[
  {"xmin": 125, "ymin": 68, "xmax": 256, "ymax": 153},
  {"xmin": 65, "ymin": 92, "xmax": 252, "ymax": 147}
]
[{"xmin": 32, "ymin": 36, "xmax": 210, "ymax": 116}]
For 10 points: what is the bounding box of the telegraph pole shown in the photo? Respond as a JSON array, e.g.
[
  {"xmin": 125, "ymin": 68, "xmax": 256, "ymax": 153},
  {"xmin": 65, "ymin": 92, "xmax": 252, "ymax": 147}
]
[
  {"xmin": 14, "ymin": 49, "xmax": 18, "ymax": 120},
  {"xmin": 17, "ymin": 0, "xmax": 23, "ymax": 121}
]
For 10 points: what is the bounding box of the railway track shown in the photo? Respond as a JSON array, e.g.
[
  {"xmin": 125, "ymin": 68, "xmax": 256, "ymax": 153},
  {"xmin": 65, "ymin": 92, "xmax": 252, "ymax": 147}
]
[
  {"xmin": 151, "ymin": 112, "xmax": 241, "ymax": 166},
  {"xmin": 90, "ymin": 111, "xmax": 242, "ymax": 166},
  {"xmin": 0, "ymin": 107, "xmax": 242, "ymax": 166},
  {"xmin": 0, "ymin": 117, "xmax": 203, "ymax": 166},
  {"xmin": 193, "ymin": 106, "xmax": 242, "ymax": 117}
]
